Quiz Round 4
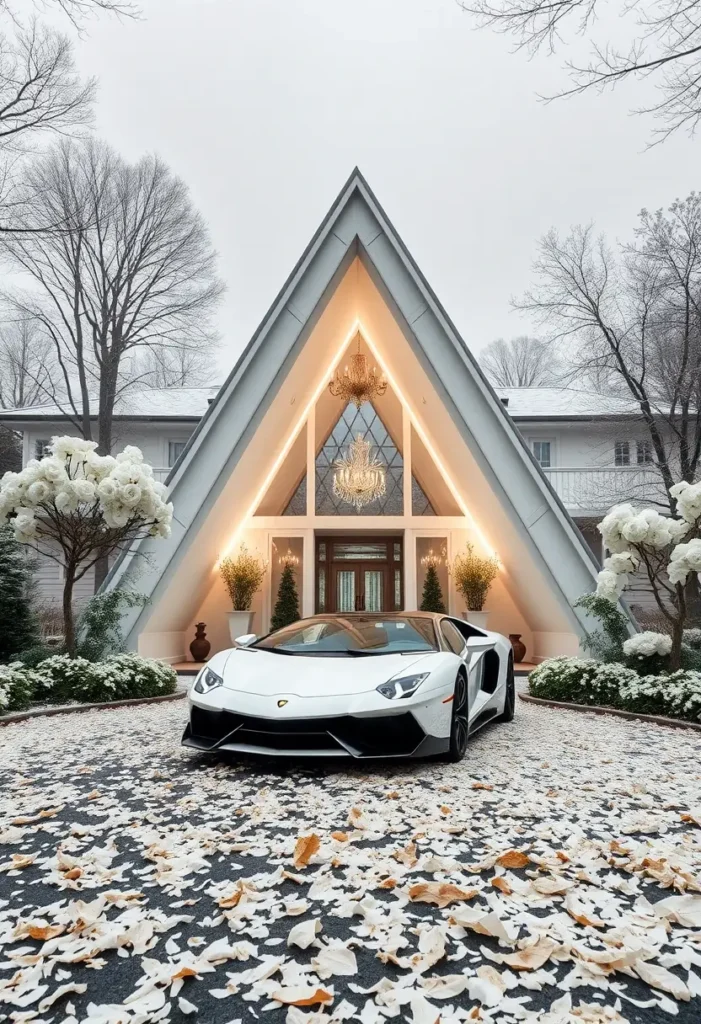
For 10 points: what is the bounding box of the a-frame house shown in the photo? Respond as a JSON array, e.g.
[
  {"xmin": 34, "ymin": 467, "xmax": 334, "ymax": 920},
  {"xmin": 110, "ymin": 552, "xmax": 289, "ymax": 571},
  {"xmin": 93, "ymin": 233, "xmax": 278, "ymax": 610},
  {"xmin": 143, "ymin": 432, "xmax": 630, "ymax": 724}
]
[{"xmin": 106, "ymin": 169, "xmax": 605, "ymax": 663}]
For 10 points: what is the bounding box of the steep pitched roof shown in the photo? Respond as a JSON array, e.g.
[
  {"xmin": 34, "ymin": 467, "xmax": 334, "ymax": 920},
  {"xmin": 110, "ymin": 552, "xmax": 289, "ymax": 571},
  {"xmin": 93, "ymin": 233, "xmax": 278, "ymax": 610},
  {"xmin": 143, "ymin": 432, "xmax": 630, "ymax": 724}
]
[{"xmin": 106, "ymin": 168, "xmax": 622, "ymax": 645}]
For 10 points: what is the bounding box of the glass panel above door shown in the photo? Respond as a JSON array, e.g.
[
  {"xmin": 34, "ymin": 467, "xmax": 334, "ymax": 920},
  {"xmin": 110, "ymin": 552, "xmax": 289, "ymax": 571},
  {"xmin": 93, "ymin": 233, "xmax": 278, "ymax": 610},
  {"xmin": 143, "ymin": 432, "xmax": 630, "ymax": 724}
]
[{"xmin": 333, "ymin": 542, "xmax": 387, "ymax": 561}]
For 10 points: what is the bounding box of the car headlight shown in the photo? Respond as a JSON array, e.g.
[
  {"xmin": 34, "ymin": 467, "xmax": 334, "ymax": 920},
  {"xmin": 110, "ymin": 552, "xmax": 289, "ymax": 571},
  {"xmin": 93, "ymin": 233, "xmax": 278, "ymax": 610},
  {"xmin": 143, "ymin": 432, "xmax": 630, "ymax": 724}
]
[
  {"xmin": 376, "ymin": 672, "xmax": 430, "ymax": 700},
  {"xmin": 193, "ymin": 666, "xmax": 223, "ymax": 694}
]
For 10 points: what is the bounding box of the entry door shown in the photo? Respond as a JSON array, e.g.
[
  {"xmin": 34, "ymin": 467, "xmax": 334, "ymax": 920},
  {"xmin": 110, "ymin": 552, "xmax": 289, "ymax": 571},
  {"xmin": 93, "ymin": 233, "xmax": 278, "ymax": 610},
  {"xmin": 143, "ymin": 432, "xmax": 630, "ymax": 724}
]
[{"xmin": 333, "ymin": 564, "xmax": 386, "ymax": 612}]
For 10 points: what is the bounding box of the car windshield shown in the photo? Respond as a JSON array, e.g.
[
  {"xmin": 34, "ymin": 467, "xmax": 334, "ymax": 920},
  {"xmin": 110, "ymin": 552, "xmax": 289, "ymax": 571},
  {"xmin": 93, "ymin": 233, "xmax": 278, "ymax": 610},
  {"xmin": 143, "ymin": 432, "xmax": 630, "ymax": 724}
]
[{"xmin": 251, "ymin": 616, "xmax": 439, "ymax": 655}]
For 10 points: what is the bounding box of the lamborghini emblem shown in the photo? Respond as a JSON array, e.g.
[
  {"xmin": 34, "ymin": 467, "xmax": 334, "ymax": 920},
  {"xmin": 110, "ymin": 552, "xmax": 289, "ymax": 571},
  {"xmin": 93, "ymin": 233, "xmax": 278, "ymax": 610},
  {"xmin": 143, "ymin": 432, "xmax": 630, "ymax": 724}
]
[{"xmin": 277, "ymin": 699, "xmax": 288, "ymax": 708}]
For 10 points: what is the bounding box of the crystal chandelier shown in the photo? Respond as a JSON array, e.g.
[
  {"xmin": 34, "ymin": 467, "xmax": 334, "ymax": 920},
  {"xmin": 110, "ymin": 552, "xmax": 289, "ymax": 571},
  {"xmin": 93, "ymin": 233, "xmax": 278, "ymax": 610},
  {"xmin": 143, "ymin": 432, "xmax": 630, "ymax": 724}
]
[
  {"xmin": 333, "ymin": 434, "xmax": 386, "ymax": 509},
  {"xmin": 328, "ymin": 333, "xmax": 388, "ymax": 408},
  {"xmin": 421, "ymin": 546, "xmax": 447, "ymax": 568}
]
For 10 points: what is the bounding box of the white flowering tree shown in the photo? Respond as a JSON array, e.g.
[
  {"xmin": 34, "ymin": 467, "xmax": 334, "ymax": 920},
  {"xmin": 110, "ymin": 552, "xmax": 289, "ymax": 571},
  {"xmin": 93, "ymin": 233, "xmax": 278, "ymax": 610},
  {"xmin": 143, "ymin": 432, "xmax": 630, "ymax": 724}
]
[
  {"xmin": 0, "ymin": 437, "xmax": 173, "ymax": 656},
  {"xmin": 596, "ymin": 481, "xmax": 701, "ymax": 670}
]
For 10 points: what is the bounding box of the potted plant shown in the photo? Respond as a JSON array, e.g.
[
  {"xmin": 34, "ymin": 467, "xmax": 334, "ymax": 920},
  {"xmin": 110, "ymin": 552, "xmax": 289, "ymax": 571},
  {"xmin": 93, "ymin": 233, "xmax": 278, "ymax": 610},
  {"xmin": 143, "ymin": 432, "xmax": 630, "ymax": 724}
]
[
  {"xmin": 219, "ymin": 544, "xmax": 267, "ymax": 642},
  {"xmin": 450, "ymin": 542, "xmax": 499, "ymax": 628}
]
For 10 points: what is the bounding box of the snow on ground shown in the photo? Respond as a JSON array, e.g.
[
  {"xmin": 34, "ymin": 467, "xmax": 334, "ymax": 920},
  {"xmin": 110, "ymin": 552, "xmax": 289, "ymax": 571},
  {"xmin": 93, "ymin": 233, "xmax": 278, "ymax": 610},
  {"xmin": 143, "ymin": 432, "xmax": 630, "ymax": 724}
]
[{"xmin": 1, "ymin": 698, "xmax": 700, "ymax": 1024}]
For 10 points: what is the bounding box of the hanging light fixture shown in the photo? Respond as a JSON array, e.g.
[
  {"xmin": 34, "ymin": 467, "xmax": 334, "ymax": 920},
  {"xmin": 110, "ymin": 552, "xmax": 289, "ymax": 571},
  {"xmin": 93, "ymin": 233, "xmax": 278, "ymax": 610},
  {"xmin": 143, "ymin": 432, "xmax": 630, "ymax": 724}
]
[
  {"xmin": 420, "ymin": 546, "xmax": 447, "ymax": 568},
  {"xmin": 278, "ymin": 549, "xmax": 299, "ymax": 567},
  {"xmin": 333, "ymin": 434, "xmax": 386, "ymax": 509},
  {"xmin": 328, "ymin": 332, "xmax": 388, "ymax": 408}
]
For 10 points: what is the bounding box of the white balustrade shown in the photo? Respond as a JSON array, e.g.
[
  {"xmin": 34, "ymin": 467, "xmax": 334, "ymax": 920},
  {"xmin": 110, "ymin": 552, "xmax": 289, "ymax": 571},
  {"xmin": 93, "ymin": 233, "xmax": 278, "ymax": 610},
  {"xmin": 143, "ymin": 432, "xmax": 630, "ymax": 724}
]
[{"xmin": 542, "ymin": 466, "xmax": 666, "ymax": 513}]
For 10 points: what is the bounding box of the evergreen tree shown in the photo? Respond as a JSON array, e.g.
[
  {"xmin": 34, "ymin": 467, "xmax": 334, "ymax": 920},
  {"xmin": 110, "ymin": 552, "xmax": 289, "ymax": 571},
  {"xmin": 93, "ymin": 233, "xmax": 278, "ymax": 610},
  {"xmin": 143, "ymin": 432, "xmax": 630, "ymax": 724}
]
[
  {"xmin": 0, "ymin": 525, "xmax": 39, "ymax": 662},
  {"xmin": 420, "ymin": 563, "xmax": 446, "ymax": 613},
  {"xmin": 271, "ymin": 562, "xmax": 300, "ymax": 630}
]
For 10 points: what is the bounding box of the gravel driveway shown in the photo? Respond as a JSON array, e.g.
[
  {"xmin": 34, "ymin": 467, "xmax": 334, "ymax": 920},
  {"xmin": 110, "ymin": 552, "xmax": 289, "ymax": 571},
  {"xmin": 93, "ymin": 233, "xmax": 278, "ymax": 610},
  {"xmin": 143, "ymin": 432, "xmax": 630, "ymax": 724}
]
[{"xmin": 1, "ymin": 698, "xmax": 700, "ymax": 1024}]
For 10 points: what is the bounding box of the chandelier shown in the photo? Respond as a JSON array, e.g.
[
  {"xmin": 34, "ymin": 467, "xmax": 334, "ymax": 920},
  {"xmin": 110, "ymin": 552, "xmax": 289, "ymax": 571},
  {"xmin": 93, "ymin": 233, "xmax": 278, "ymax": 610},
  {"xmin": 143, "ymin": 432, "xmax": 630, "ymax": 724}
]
[
  {"xmin": 333, "ymin": 434, "xmax": 386, "ymax": 509},
  {"xmin": 328, "ymin": 333, "xmax": 387, "ymax": 408},
  {"xmin": 421, "ymin": 547, "xmax": 447, "ymax": 568}
]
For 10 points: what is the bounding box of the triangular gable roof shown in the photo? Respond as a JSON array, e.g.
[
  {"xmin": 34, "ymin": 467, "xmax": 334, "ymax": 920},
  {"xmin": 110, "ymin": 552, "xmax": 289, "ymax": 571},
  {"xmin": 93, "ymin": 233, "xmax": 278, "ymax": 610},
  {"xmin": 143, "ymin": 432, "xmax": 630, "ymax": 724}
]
[{"xmin": 106, "ymin": 168, "xmax": 621, "ymax": 645}]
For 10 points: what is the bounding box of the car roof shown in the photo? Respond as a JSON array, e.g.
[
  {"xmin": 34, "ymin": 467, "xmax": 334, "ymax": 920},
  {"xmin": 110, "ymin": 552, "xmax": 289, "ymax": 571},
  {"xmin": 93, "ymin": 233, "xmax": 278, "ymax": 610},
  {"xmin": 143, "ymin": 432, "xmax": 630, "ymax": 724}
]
[{"xmin": 307, "ymin": 612, "xmax": 444, "ymax": 620}]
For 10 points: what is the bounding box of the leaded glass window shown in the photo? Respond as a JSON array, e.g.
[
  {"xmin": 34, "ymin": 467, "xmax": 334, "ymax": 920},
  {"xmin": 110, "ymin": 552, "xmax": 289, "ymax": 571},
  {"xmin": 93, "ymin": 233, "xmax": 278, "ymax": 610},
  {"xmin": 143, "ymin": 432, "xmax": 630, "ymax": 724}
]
[{"xmin": 283, "ymin": 475, "xmax": 306, "ymax": 515}]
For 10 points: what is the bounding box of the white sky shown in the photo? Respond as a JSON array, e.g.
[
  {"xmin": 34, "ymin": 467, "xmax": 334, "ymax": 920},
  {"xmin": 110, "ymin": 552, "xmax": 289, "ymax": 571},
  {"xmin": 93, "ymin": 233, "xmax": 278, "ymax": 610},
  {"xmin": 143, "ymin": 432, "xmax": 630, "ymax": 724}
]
[{"xmin": 59, "ymin": 0, "xmax": 701, "ymax": 379}]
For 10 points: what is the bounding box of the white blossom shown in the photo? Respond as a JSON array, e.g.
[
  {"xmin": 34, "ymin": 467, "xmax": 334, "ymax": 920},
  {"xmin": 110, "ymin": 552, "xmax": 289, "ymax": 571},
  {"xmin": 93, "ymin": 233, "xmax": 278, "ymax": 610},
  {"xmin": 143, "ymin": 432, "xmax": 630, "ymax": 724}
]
[
  {"xmin": 622, "ymin": 631, "xmax": 673, "ymax": 658},
  {"xmin": 668, "ymin": 538, "xmax": 701, "ymax": 586},
  {"xmin": 670, "ymin": 479, "xmax": 701, "ymax": 524}
]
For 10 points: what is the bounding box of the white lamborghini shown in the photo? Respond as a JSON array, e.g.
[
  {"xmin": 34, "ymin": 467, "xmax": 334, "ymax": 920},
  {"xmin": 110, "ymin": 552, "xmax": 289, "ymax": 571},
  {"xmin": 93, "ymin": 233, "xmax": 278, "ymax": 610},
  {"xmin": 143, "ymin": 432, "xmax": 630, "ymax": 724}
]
[{"xmin": 182, "ymin": 612, "xmax": 516, "ymax": 762}]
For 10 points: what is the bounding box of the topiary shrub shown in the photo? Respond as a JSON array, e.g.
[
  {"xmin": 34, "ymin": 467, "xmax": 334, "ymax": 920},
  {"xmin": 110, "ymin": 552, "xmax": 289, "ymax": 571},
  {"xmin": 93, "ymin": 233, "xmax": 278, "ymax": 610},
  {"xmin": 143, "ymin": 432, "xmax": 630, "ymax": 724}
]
[
  {"xmin": 575, "ymin": 593, "xmax": 630, "ymax": 663},
  {"xmin": 0, "ymin": 663, "xmax": 37, "ymax": 713},
  {"xmin": 0, "ymin": 525, "xmax": 40, "ymax": 663},
  {"xmin": 74, "ymin": 590, "xmax": 148, "ymax": 662}
]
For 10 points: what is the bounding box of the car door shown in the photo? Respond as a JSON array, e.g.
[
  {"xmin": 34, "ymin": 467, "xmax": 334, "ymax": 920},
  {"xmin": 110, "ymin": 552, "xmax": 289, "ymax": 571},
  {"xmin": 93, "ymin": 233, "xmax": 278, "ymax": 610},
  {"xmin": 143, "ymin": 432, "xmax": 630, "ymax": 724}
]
[{"xmin": 440, "ymin": 619, "xmax": 495, "ymax": 723}]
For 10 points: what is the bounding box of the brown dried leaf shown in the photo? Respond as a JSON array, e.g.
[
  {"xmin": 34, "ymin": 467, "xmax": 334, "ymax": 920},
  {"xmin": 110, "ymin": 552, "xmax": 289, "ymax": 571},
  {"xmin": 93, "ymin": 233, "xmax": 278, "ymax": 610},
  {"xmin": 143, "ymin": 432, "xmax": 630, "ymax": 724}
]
[
  {"xmin": 500, "ymin": 938, "xmax": 556, "ymax": 972},
  {"xmin": 408, "ymin": 882, "xmax": 479, "ymax": 908},
  {"xmin": 393, "ymin": 840, "xmax": 418, "ymax": 867},
  {"xmin": 293, "ymin": 833, "xmax": 320, "ymax": 868},
  {"xmin": 386, "ymin": 791, "xmax": 399, "ymax": 799},
  {"xmin": 491, "ymin": 876, "xmax": 512, "ymax": 895},
  {"xmin": 14, "ymin": 922, "xmax": 65, "ymax": 941},
  {"xmin": 172, "ymin": 966, "xmax": 199, "ymax": 980},
  {"xmin": 471, "ymin": 782, "xmax": 493, "ymax": 791},
  {"xmin": 331, "ymin": 831, "xmax": 349, "ymax": 842},
  {"xmin": 272, "ymin": 987, "xmax": 333, "ymax": 1006},
  {"xmin": 378, "ymin": 877, "xmax": 398, "ymax": 889},
  {"xmin": 496, "ymin": 850, "xmax": 529, "ymax": 869}
]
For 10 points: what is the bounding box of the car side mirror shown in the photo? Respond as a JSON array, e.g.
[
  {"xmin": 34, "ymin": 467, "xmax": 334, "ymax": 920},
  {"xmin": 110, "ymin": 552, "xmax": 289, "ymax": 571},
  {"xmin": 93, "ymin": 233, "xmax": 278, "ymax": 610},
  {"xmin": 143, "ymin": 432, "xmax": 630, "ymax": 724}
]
[{"xmin": 235, "ymin": 633, "xmax": 257, "ymax": 647}]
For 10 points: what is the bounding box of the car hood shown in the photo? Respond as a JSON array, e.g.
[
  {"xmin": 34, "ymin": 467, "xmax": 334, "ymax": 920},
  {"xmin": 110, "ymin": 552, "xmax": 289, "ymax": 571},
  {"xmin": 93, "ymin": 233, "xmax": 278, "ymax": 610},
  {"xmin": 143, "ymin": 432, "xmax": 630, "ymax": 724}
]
[{"xmin": 220, "ymin": 648, "xmax": 435, "ymax": 697}]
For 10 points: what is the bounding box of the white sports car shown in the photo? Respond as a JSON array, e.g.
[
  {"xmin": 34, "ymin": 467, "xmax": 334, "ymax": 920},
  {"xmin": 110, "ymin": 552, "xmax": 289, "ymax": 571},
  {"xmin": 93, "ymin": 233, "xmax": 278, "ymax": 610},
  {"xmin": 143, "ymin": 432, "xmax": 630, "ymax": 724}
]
[{"xmin": 182, "ymin": 612, "xmax": 515, "ymax": 762}]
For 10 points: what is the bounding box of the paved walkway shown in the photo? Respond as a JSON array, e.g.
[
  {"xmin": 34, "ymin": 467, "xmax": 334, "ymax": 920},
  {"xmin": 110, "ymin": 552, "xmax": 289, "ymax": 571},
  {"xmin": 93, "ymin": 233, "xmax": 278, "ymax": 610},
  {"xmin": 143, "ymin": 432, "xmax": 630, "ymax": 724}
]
[{"xmin": 0, "ymin": 698, "xmax": 700, "ymax": 1023}]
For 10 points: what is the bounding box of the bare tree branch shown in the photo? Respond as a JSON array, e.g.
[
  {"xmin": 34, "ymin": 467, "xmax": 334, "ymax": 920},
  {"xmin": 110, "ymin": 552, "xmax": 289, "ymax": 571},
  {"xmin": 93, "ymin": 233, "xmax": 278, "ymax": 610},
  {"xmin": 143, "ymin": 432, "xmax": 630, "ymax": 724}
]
[
  {"xmin": 457, "ymin": 0, "xmax": 701, "ymax": 139},
  {"xmin": 479, "ymin": 334, "xmax": 565, "ymax": 385}
]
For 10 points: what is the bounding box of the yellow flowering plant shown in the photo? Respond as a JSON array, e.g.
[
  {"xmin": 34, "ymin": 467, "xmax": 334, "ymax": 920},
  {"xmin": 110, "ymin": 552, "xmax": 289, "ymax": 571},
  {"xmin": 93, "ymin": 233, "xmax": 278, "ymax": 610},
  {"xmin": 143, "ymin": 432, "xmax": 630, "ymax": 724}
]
[
  {"xmin": 450, "ymin": 542, "xmax": 499, "ymax": 611},
  {"xmin": 219, "ymin": 544, "xmax": 267, "ymax": 611}
]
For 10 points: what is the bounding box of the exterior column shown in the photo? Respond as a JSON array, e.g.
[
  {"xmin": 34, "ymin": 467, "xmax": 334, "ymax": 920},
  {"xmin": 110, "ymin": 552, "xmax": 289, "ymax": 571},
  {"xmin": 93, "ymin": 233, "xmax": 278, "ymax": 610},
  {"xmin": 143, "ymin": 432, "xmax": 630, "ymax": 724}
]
[
  {"xmin": 404, "ymin": 529, "xmax": 417, "ymax": 610},
  {"xmin": 302, "ymin": 529, "xmax": 315, "ymax": 617}
]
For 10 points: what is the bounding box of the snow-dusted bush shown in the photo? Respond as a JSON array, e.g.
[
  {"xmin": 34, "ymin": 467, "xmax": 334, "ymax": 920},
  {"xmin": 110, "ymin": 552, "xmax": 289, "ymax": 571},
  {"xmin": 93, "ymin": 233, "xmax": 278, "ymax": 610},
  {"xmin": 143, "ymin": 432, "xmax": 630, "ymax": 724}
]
[
  {"xmin": 622, "ymin": 631, "xmax": 674, "ymax": 676},
  {"xmin": 595, "ymin": 483, "xmax": 701, "ymax": 669},
  {"xmin": 0, "ymin": 663, "xmax": 37, "ymax": 713},
  {"xmin": 683, "ymin": 628, "xmax": 701, "ymax": 651},
  {"xmin": 0, "ymin": 654, "xmax": 177, "ymax": 713},
  {"xmin": 0, "ymin": 437, "xmax": 173, "ymax": 655},
  {"xmin": 529, "ymin": 657, "xmax": 701, "ymax": 722}
]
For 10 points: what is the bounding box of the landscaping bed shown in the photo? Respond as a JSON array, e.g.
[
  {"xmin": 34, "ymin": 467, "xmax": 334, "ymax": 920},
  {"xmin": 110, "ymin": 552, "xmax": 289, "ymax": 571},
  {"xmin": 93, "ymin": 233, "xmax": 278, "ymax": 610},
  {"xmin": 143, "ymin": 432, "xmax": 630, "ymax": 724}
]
[
  {"xmin": 528, "ymin": 656, "xmax": 701, "ymax": 723},
  {"xmin": 0, "ymin": 653, "xmax": 178, "ymax": 714}
]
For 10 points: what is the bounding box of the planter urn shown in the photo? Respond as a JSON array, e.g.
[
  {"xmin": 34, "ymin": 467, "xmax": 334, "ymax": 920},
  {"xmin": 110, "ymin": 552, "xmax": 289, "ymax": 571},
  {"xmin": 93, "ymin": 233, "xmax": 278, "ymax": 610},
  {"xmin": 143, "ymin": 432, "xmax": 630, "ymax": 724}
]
[
  {"xmin": 189, "ymin": 622, "xmax": 211, "ymax": 662},
  {"xmin": 228, "ymin": 610, "xmax": 254, "ymax": 644},
  {"xmin": 509, "ymin": 633, "xmax": 527, "ymax": 663},
  {"xmin": 463, "ymin": 610, "xmax": 489, "ymax": 629}
]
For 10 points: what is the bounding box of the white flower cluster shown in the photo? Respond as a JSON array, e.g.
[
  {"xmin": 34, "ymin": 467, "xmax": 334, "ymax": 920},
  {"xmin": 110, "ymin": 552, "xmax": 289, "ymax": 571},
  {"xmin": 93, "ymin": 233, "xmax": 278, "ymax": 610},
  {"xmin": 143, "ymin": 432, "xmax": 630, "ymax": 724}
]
[
  {"xmin": 0, "ymin": 436, "xmax": 173, "ymax": 543},
  {"xmin": 622, "ymin": 631, "xmax": 673, "ymax": 659},
  {"xmin": 595, "ymin": 496, "xmax": 701, "ymax": 600},
  {"xmin": 668, "ymin": 538, "xmax": 701, "ymax": 585},
  {"xmin": 670, "ymin": 480, "xmax": 701, "ymax": 524}
]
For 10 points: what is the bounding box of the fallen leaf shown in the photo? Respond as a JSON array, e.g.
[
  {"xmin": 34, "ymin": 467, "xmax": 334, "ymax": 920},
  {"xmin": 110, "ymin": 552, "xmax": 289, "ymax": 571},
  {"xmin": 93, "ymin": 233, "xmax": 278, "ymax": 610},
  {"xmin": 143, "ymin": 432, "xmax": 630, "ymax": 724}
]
[
  {"xmin": 14, "ymin": 922, "xmax": 65, "ymax": 941},
  {"xmin": 331, "ymin": 831, "xmax": 349, "ymax": 842},
  {"xmin": 312, "ymin": 946, "xmax": 357, "ymax": 977},
  {"xmin": 499, "ymin": 938, "xmax": 556, "ymax": 971},
  {"xmin": 471, "ymin": 782, "xmax": 493, "ymax": 790},
  {"xmin": 386, "ymin": 791, "xmax": 399, "ymax": 799},
  {"xmin": 491, "ymin": 876, "xmax": 512, "ymax": 895},
  {"xmin": 293, "ymin": 834, "xmax": 320, "ymax": 868},
  {"xmin": 496, "ymin": 850, "xmax": 529, "ymax": 869},
  {"xmin": 532, "ymin": 875, "xmax": 574, "ymax": 896},
  {"xmin": 272, "ymin": 987, "xmax": 333, "ymax": 1006},
  {"xmin": 634, "ymin": 960, "xmax": 690, "ymax": 1001},
  {"xmin": 408, "ymin": 882, "xmax": 479, "ymax": 908},
  {"xmin": 393, "ymin": 840, "xmax": 418, "ymax": 867}
]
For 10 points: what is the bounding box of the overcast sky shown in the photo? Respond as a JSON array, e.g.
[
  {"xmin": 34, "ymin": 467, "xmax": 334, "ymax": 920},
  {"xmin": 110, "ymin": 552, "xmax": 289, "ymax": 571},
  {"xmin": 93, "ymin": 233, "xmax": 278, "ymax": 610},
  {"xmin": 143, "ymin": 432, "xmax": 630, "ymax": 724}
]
[{"xmin": 61, "ymin": 0, "xmax": 701, "ymax": 378}]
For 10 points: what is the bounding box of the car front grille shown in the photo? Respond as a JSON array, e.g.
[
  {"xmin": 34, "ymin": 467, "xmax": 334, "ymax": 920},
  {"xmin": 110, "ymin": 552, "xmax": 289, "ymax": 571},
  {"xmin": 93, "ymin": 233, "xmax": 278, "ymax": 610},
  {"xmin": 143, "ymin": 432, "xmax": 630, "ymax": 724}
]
[{"xmin": 187, "ymin": 706, "xmax": 425, "ymax": 757}]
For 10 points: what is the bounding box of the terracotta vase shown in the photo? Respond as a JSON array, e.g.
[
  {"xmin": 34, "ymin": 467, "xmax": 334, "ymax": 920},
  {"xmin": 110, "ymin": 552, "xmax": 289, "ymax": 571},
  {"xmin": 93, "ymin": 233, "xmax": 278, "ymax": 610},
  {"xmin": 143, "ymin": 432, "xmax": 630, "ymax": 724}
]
[
  {"xmin": 189, "ymin": 622, "xmax": 211, "ymax": 662},
  {"xmin": 509, "ymin": 633, "xmax": 527, "ymax": 663}
]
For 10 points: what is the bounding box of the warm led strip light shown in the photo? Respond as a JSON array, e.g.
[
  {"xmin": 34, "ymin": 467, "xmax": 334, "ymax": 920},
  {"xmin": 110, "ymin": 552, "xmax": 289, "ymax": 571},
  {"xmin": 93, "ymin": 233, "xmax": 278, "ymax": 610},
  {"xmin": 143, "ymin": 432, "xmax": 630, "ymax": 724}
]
[
  {"xmin": 217, "ymin": 318, "xmax": 498, "ymax": 565},
  {"xmin": 216, "ymin": 322, "xmax": 366, "ymax": 565}
]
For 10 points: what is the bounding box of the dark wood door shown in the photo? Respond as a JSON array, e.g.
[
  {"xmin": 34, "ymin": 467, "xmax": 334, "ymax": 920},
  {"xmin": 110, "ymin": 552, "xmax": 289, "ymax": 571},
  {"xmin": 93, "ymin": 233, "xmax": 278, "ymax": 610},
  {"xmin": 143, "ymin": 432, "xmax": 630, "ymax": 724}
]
[{"xmin": 316, "ymin": 536, "xmax": 403, "ymax": 614}]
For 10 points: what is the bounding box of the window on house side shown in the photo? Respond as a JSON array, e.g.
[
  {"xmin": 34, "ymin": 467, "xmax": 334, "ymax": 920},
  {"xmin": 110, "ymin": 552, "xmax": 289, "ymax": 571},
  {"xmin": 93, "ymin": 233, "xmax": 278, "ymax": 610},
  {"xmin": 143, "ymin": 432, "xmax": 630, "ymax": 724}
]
[
  {"xmin": 614, "ymin": 441, "xmax": 630, "ymax": 467},
  {"xmin": 34, "ymin": 439, "xmax": 51, "ymax": 459},
  {"xmin": 168, "ymin": 441, "xmax": 187, "ymax": 467},
  {"xmin": 532, "ymin": 441, "xmax": 551, "ymax": 468},
  {"xmin": 636, "ymin": 439, "xmax": 653, "ymax": 465}
]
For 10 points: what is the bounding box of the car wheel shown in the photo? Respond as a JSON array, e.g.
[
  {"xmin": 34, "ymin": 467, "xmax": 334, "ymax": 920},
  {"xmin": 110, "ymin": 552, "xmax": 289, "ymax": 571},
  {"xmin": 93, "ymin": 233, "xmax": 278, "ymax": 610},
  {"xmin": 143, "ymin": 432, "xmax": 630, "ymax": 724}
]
[
  {"xmin": 445, "ymin": 670, "xmax": 469, "ymax": 762},
  {"xmin": 499, "ymin": 654, "xmax": 516, "ymax": 722}
]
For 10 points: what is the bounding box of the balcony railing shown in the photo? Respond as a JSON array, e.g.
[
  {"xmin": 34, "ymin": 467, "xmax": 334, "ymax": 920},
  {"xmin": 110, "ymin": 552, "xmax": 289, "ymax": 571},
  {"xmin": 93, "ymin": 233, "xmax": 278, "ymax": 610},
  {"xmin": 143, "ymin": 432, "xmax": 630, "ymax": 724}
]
[
  {"xmin": 542, "ymin": 466, "xmax": 667, "ymax": 514},
  {"xmin": 152, "ymin": 467, "xmax": 171, "ymax": 483}
]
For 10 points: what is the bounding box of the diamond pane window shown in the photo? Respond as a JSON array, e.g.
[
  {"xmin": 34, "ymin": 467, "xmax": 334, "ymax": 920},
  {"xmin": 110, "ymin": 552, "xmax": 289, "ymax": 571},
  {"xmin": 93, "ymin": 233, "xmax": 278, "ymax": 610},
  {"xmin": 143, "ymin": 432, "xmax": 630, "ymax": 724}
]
[
  {"xmin": 283, "ymin": 475, "xmax": 306, "ymax": 515},
  {"xmin": 316, "ymin": 402, "xmax": 404, "ymax": 515}
]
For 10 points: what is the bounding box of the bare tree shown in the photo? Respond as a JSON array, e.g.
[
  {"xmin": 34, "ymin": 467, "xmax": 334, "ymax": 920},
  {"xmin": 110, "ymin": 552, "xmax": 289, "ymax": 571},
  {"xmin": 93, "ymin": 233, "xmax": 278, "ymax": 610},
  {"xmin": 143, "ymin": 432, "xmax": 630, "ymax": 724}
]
[
  {"xmin": 480, "ymin": 334, "xmax": 563, "ymax": 386},
  {"xmin": 134, "ymin": 342, "xmax": 217, "ymax": 389},
  {"xmin": 1, "ymin": 1, "xmax": 139, "ymax": 26},
  {"xmin": 458, "ymin": 0, "xmax": 701, "ymax": 140},
  {"xmin": 520, "ymin": 193, "xmax": 701, "ymax": 619},
  {"xmin": 0, "ymin": 319, "xmax": 55, "ymax": 407}
]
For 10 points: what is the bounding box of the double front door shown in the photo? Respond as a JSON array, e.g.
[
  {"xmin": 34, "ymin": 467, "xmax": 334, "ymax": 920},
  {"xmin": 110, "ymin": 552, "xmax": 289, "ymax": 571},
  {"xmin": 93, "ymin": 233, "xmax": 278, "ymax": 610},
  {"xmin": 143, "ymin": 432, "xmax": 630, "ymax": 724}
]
[{"xmin": 316, "ymin": 536, "xmax": 403, "ymax": 614}]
